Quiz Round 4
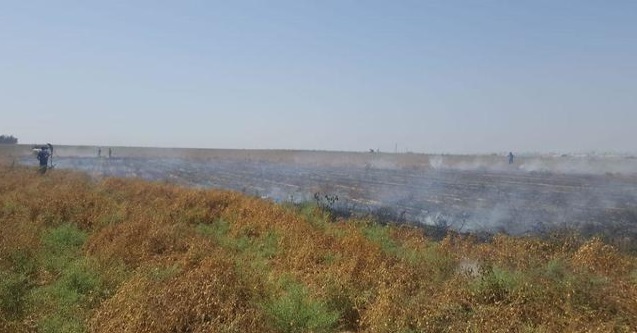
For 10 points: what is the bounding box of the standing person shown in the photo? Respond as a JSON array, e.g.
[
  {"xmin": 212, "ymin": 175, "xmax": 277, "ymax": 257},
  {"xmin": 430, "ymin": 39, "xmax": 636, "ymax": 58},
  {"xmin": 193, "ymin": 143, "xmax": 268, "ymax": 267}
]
[
  {"xmin": 508, "ymin": 152, "xmax": 514, "ymax": 164},
  {"xmin": 47, "ymin": 143, "xmax": 54, "ymax": 168},
  {"xmin": 108, "ymin": 148, "xmax": 112, "ymax": 158},
  {"xmin": 37, "ymin": 146, "xmax": 50, "ymax": 174},
  {"xmin": 98, "ymin": 147, "xmax": 101, "ymax": 158}
]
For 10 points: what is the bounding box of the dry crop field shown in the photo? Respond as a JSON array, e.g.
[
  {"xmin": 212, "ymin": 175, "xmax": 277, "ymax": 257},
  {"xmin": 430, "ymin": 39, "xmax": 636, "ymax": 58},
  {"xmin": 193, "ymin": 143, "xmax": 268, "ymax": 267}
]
[{"xmin": 1, "ymin": 146, "xmax": 637, "ymax": 332}]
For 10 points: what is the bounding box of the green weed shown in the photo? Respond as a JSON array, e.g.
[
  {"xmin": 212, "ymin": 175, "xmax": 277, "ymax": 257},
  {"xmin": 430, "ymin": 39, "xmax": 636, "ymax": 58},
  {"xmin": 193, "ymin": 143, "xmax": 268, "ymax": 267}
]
[
  {"xmin": 40, "ymin": 224, "xmax": 87, "ymax": 273},
  {"xmin": 471, "ymin": 265, "xmax": 523, "ymax": 303},
  {"xmin": 544, "ymin": 258, "xmax": 567, "ymax": 281},
  {"xmin": 39, "ymin": 313, "xmax": 84, "ymax": 333},
  {"xmin": 0, "ymin": 271, "xmax": 30, "ymax": 319},
  {"xmin": 59, "ymin": 259, "xmax": 102, "ymax": 298},
  {"xmin": 42, "ymin": 223, "xmax": 87, "ymax": 254},
  {"xmin": 363, "ymin": 224, "xmax": 399, "ymax": 255},
  {"xmin": 8, "ymin": 250, "xmax": 37, "ymax": 275},
  {"xmin": 263, "ymin": 278, "xmax": 340, "ymax": 333},
  {"xmin": 29, "ymin": 258, "xmax": 103, "ymax": 333},
  {"xmin": 256, "ymin": 231, "xmax": 279, "ymax": 259},
  {"xmin": 195, "ymin": 218, "xmax": 230, "ymax": 239}
]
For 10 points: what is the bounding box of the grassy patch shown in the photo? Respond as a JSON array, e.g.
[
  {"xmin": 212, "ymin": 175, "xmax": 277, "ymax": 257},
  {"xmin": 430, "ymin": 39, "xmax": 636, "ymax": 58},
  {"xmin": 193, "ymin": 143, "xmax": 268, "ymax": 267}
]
[
  {"xmin": 196, "ymin": 218, "xmax": 230, "ymax": 239},
  {"xmin": 42, "ymin": 223, "xmax": 87, "ymax": 253},
  {"xmin": 363, "ymin": 223, "xmax": 399, "ymax": 255},
  {"xmin": 471, "ymin": 265, "xmax": 523, "ymax": 303},
  {"xmin": 59, "ymin": 259, "xmax": 102, "ymax": 298},
  {"xmin": 287, "ymin": 201, "xmax": 332, "ymax": 230},
  {"xmin": 0, "ymin": 271, "xmax": 30, "ymax": 319},
  {"xmin": 255, "ymin": 231, "xmax": 279, "ymax": 259},
  {"xmin": 263, "ymin": 278, "xmax": 340, "ymax": 333},
  {"xmin": 544, "ymin": 258, "xmax": 567, "ymax": 281},
  {"xmin": 40, "ymin": 224, "xmax": 88, "ymax": 274},
  {"xmin": 39, "ymin": 313, "xmax": 84, "ymax": 333},
  {"xmin": 27, "ymin": 224, "xmax": 102, "ymax": 332},
  {"xmin": 8, "ymin": 250, "xmax": 37, "ymax": 275},
  {"xmin": 29, "ymin": 258, "xmax": 103, "ymax": 333}
]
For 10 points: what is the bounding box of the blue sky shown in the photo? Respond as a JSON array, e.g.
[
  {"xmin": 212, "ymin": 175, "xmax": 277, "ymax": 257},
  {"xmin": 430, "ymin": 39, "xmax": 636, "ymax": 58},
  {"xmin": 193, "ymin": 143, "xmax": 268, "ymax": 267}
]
[{"xmin": 1, "ymin": 1, "xmax": 636, "ymax": 153}]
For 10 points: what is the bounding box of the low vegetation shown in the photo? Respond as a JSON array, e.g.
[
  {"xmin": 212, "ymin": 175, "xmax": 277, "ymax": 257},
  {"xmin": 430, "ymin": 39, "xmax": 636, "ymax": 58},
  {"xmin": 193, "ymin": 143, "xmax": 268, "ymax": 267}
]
[{"xmin": 1, "ymin": 164, "xmax": 636, "ymax": 332}]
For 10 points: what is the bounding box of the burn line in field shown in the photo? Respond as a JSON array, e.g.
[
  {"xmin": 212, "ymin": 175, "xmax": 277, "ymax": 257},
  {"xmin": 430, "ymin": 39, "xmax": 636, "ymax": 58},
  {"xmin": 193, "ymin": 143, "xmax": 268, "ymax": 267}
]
[{"xmin": 19, "ymin": 155, "xmax": 637, "ymax": 235}]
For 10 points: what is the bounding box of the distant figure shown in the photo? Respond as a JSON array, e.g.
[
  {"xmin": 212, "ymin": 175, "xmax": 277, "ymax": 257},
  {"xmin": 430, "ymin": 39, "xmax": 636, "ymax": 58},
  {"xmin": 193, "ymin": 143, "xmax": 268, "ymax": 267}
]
[
  {"xmin": 36, "ymin": 147, "xmax": 50, "ymax": 174},
  {"xmin": 108, "ymin": 148, "xmax": 112, "ymax": 158},
  {"xmin": 98, "ymin": 147, "xmax": 101, "ymax": 158},
  {"xmin": 508, "ymin": 152, "xmax": 514, "ymax": 164},
  {"xmin": 47, "ymin": 143, "xmax": 54, "ymax": 168}
]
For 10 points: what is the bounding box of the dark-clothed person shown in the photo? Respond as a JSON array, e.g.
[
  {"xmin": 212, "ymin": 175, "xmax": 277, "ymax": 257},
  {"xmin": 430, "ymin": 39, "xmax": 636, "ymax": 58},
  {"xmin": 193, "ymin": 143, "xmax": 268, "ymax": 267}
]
[{"xmin": 37, "ymin": 148, "xmax": 50, "ymax": 174}]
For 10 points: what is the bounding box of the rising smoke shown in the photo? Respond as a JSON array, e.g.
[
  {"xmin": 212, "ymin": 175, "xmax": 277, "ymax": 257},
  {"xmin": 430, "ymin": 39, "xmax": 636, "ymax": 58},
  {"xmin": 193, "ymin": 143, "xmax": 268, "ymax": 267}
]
[{"xmin": 17, "ymin": 146, "xmax": 637, "ymax": 240}]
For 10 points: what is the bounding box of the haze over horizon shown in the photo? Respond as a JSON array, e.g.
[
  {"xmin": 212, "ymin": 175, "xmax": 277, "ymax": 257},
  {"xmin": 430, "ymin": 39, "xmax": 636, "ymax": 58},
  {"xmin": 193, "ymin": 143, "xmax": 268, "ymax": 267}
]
[{"xmin": 2, "ymin": 1, "xmax": 636, "ymax": 154}]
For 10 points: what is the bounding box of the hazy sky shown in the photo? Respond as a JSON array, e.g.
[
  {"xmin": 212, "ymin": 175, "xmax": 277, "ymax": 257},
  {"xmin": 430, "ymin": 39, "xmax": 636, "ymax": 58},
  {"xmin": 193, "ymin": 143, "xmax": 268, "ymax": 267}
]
[{"xmin": 1, "ymin": 1, "xmax": 636, "ymax": 153}]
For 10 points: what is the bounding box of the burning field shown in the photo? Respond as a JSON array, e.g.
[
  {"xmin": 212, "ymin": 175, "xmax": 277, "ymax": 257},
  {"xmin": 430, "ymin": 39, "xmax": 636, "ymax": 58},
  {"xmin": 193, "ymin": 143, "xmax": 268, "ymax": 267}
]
[
  {"xmin": 1, "ymin": 145, "xmax": 637, "ymax": 332},
  {"xmin": 12, "ymin": 145, "xmax": 637, "ymax": 240}
]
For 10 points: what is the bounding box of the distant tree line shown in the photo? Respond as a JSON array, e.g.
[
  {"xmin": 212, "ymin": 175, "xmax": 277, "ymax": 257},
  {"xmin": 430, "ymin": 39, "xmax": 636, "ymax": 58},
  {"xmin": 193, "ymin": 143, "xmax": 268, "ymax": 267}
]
[{"xmin": 0, "ymin": 135, "xmax": 18, "ymax": 144}]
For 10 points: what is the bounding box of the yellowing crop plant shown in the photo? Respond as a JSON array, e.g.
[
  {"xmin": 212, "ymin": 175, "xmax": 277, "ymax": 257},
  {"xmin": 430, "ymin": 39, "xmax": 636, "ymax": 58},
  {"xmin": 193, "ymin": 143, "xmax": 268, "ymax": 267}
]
[{"xmin": 1, "ymin": 163, "xmax": 636, "ymax": 332}]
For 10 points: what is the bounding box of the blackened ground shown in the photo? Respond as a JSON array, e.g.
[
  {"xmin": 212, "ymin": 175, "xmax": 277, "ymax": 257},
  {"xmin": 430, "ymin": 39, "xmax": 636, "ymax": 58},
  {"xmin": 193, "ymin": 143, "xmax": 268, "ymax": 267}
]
[{"xmin": 17, "ymin": 150, "xmax": 637, "ymax": 247}]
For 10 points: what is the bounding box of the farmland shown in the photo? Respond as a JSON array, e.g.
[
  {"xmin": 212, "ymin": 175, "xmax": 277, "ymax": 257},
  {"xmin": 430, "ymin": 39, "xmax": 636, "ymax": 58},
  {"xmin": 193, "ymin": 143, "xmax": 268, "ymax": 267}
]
[
  {"xmin": 1, "ymin": 146, "xmax": 637, "ymax": 332},
  {"xmin": 10, "ymin": 145, "xmax": 637, "ymax": 238}
]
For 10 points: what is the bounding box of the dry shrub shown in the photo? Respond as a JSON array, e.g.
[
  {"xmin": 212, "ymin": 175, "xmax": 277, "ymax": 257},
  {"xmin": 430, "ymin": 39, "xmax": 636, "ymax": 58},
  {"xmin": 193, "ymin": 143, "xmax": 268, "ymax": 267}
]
[
  {"xmin": 349, "ymin": 229, "xmax": 461, "ymax": 332},
  {"xmin": 446, "ymin": 235, "xmax": 637, "ymax": 331},
  {"xmin": 470, "ymin": 234, "xmax": 561, "ymax": 271},
  {"xmin": 89, "ymin": 255, "xmax": 270, "ymax": 333},
  {"xmin": 297, "ymin": 222, "xmax": 406, "ymax": 331},
  {"xmin": 0, "ymin": 169, "xmax": 43, "ymax": 272},
  {"xmin": 572, "ymin": 238, "xmax": 634, "ymax": 276},
  {"xmin": 99, "ymin": 178, "xmax": 177, "ymax": 205},
  {"xmin": 169, "ymin": 190, "xmax": 237, "ymax": 225},
  {"xmin": 570, "ymin": 238, "xmax": 637, "ymax": 326},
  {"xmin": 36, "ymin": 186, "xmax": 106, "ymax": 229},
  {"xmin": 85, "ymin": 216, "xmax": 192, "ymax": 268},
  {"xmin": 220, "ymin": 196, "xmax": 294, "ymax": 236},
  {"xmin": 91, "ymin": 178, "xmax": 237, "ymax": 231},
  {"xmin": 85, "ymin": 180, "xmax": 239, "ymax": 268},
  {"xmin": 356, "ymin": 265, "xmax": 424, "ymax": 332},
  {"xmin": 1, "ymin": 167, "xmax": 113, "ymax": 230},
  {"xmin": 0, "ymin": 218, "xmax": 40, "ymax": 266}
]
